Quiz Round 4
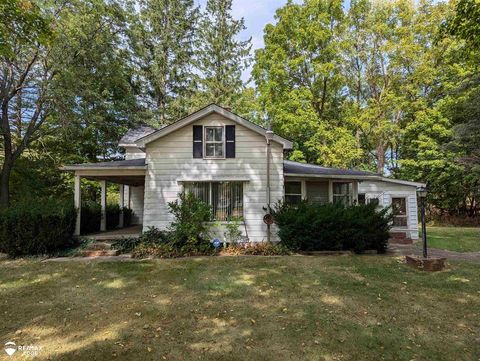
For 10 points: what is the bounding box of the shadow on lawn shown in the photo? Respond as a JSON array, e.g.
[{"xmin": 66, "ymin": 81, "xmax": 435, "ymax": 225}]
[{"xmin": 0, "ymin": 257, "xmax": 479, "ymax": 360}]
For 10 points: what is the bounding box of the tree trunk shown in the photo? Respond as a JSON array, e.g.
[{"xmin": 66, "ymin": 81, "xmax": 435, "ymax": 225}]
[
  {"xmin": 0, "ymin": 160, "xmax": 12, "ymax": 208},
  {"xmin": 376, "ymin": 142, "xmax": 385, "ymax": 175},
  {"xmin": 1, "ymin": 98, "xmax": 13, "ymax": 208}
]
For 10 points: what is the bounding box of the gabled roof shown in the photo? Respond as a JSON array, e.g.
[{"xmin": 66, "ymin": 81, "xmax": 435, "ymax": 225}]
[
  {"xmin": 135, "ymin": 104, "xmax": 293, "ymax": 149},
  {"xmin": 284, "ymin": 160, "xmax": 425, "ymax": 187},
  {"xmin": 119, "ymin": 125, "xmax": 158, "ymax": 147}
]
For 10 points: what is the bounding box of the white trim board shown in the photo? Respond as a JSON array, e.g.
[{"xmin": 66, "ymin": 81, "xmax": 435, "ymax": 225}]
[{"xmin": 177, "ymin": 177, "xmax": 250, "ymax": 182}]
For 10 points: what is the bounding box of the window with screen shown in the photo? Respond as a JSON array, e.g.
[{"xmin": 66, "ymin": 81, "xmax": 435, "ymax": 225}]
[
  {"xmin": 285, "ymin": 181, "xmax": 302, "ymax": 205},
  {"xmin": 183, "ymin": 181, "xmax": 243, "ymax": 220},
  {"xmin": 333, "ymin": 182, "xmax": 352, "ymax": 205}
]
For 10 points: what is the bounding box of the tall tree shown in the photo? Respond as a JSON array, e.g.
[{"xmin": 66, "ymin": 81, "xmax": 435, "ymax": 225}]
[
  {"xmin": 254, "ymin": 0, "xmax": 361, "ymax": 167},
  {"xmin": 0, "ymin": 0, "xmax": 54, "ymax": 207},
  {"xmin": 0, "ymin": 0, "xmax": 139, "ymax": 206},
  {"xmin": 50, "ymin": 0, "xmax": 139, "ymax": 163},
  {"xmin": 194, "ymin": 0, "xmax": 252, "ymax": 109},
  {"xmin": 130, "ymin": 0, "xmax": 200, "ymax": 125}
]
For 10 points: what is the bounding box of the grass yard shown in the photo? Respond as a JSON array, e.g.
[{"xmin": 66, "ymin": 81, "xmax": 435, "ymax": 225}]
[
  {"xmin": 1, "ymin": 256, "xmax": 479, "ymax": 361},
  {"xmin": 425, "ymin": 226, "xmax": 480, "ymax": 252}
]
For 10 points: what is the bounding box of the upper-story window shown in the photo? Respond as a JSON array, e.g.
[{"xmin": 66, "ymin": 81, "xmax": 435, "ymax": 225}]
[{"xmin": 204, "ymin": 126, "xmax": 224, "ymax": 158}]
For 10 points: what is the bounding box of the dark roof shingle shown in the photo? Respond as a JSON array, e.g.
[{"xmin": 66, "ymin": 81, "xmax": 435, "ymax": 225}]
[
  {"xmin": 119, "ymin": 126, "xmax": 158, "ymax": 145},
  {"xmin": 284, "ymin": 160, "xmax": 377, "ymax": 176}
]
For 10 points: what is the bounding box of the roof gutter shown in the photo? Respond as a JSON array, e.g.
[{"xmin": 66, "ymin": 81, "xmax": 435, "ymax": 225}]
[{"xmin": 61, "ymin": 165, "xmax": 147, "ymax": 171}]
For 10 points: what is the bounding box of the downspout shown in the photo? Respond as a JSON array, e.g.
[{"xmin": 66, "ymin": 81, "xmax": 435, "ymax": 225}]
[{"xmin": 265, "ymin": 129, "xmax": 274, "ymax": 243}]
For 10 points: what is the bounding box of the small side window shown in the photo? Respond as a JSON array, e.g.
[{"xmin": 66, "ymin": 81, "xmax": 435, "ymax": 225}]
[
  {"xmin": 285, "ymin": 181, "xmax": 302, "ymax": 205},
  {"xmin": 358, "ymin": 193, "xmax": 366, "ymax": 205}
]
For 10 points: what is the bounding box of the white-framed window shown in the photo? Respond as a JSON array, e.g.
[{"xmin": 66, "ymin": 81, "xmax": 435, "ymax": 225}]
[
  {"xmin": 285, "ymin": 181, "xmax": 302, "ymax": 205},
  {"xmin": 204, "ymin": 126, "xmax": 225, "ymax": 158},
  {"xmin": 333, "ymin": 182, "xmax": 352, "ymax": 205},
  {"xmin": 392, "ymin": 197, "xmax": 408, "ymax": 227},
  {"xmin": 184, "ymin": 181, "xmax": 243, "ymax": 221},
  {"xmin": 358, "ymin": 193, "xmax": 380, "ymax": 206}
]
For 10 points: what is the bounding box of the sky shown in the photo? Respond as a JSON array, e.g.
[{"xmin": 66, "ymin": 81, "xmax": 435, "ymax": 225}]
[{"xmin": 195, "ymin": 0, "xmax": 297, "ymax": 83}]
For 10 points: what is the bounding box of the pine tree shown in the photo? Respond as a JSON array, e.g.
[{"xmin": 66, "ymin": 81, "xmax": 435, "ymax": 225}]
[
  {"xmin": 194, "ymin": 0, "xmax": 252, "ymax": 108},
  {"xmin": 130, "ymin": 0, "xmax": 200, "ymax": 125}
]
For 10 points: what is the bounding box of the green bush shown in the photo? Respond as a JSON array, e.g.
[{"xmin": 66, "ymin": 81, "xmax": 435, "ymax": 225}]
[
  {"xmin": 272, "ymin": 202, "xmax": 391, "ymax": 254},
  {"xmin": 119, "ymin": 193, "xmax": 215, "ymax": 258},
  {"xmin": 167, "ymin": 192, "xmax": 213, "ymax": 253},
  {"xmin": 81, "ymin": 201, "xmax": 133, "ymax": 235},
  {"xmin": 124, "ymin": 226, "xmax": 215, "ymax": 258},
  {"xmin": 112, "ymin": 227, "xmax": 171, "ymax": 253},
  {"xmin": 224, "ymin": 216, "xmax": 243, "ymax": 244},
  {"xmin": 0, "ymin": 200, "xmax": 77, "ymax": 257}
]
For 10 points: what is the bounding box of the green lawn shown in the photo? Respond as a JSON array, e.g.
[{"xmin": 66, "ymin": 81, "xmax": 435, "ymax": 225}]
[
  {"xmin": 1, "ymin": 256, "xmax": 479, "ymax": 360},
  {"xmin": 425, "ymin": 226, "xmax": 480, "ymax": 252}
]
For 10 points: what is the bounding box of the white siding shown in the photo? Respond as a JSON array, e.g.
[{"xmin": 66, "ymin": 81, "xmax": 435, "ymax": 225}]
[
  {"xmin": 123, "ymin": 148, "xmax": 146, "ymax": 224},
  {"xmin": 359, "ymin": 180, "xmax": 419, "ymax": 239},
  {"xmin": 143, "ymin": 113, "xmax": 284, "ymax": 242},
  {"xmin": 125, "ymin": 146, "xmax": 146, "ymax": 160},
  {"xmin": 124, "ymin": 185, "xmax": 144, "ymax": 224}
]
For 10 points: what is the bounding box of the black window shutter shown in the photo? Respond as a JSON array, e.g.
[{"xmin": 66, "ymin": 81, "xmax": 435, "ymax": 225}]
[
  {"xmin": 225, "ymin": 125, "xmax": 235, "ymax": 158},
  {"xmin": 193, "ymin": 125, "xmax": 203, "ymax": 158}
]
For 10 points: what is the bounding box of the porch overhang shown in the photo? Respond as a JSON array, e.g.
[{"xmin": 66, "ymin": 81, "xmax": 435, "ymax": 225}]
[
  {"xmin": 61, "ymin": 158, "xmax": 147, "ymax": 236},
  {"xmin": 61, "ymin": 158, "xmax": 146, "ymax": 186}
]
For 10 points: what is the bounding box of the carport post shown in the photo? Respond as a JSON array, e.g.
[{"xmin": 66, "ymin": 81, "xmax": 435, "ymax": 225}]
[
  {"xmin": 74, "ymin": 174, "xmax": 81, "ymax": 236},
  {"xmin": 100, "ymin": 180, "xmax": 107, "ymax": 232},
  {"xmin": 118, "ymin": 184, "xmax": 125, "ymax": 228}
]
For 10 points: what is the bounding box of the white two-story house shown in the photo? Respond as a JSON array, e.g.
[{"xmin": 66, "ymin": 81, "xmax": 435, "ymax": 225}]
[{"xmin": 64, "ymin": 104, "xmax": 424, "ymax": 242}]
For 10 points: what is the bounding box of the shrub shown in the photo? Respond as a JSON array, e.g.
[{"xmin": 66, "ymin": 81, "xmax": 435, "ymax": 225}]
[
  {"xmin": 123, "ymin": 193, "xmax": 231, "ymax": 258},
  {"xmin": 272, "ymin": 202, "xmax": 391, "ymax": 254},
  {"xmin": 224, "ymin": 216, "xmax": 243, "ymax": 244},
  {"xmin": 167, "ymin": 192, "xmax": 213, "ymax": 252},
  {"xmin": 0, "ymin": 200, "xmax": 77, "ymax": 257},
  {"xmin": 131, "ymin": 243, "xmax": 180, "ymax": 258},
  {"xmin": 112, "ymin": 227, "xmax": 171, "ymax": 253},
  {"xmin": 81, "ymin": 201, "xmax": 133, "ymax": 235}
]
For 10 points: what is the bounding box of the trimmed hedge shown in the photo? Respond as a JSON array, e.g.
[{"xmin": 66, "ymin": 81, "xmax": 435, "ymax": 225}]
[
  {"xmin": 81, "ymin": 201, "xmax": 133, "ymax": 235},
  {"xmin": 0, "ymin": 200, "xmax": 77, "ymax": 257},
  {"xmin": 272, "ymin": 202, "xmax": 392, "ymax": 254}
]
